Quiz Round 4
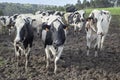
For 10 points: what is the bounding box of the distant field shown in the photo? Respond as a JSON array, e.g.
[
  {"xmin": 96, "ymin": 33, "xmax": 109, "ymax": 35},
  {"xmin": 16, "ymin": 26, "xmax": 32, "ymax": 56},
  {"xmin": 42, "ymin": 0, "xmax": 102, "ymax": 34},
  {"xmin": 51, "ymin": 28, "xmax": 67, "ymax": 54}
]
[{"xmin": 85, "ymin": 7, "xmax": 120, "ymax": 16}]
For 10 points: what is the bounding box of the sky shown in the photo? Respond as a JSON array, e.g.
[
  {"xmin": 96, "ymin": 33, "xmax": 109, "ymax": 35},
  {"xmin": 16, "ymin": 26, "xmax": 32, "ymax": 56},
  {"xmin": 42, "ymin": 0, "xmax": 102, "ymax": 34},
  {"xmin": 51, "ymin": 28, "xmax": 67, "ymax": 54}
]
[{"xmin": 0, "ymin": 0, "xmax": 84, "ymax": 6}]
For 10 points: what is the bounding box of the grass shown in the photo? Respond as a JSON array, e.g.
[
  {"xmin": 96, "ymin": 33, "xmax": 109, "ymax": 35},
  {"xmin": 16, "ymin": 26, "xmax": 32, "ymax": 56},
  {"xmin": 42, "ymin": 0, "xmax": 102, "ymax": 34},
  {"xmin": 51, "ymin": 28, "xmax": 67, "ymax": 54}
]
[{"xmin": 85, "ymin": 7, "xmax": 120, "ymax": 16}]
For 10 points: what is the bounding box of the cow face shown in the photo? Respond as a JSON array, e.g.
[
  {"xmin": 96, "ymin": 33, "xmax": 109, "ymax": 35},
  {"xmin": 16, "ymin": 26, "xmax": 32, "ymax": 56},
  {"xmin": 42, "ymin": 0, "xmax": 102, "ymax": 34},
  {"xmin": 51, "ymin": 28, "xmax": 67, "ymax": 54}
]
[
  {"xmin": 14, "ymin": 17, "xmax": 29, "ymax": 43},
  {"xmin": 0, "ymin": 17, "xmax": 6, "ymax": 26},
  {"xmin": 42, "ymin": 19, "xmax": 67, "ymax": 48},
  {"xmin": 51, "ymin": 20, "xmax": 67, "ymax": 48},
  {"xmin": 73, "ymin": 10, "xmax": 85, "ymax": 31}
]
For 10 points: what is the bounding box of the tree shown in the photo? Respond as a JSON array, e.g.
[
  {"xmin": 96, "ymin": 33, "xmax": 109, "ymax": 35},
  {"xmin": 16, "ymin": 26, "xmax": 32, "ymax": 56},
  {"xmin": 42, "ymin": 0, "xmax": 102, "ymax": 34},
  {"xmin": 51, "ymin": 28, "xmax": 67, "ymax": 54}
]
[
  {"xmin": 109, "ymin": 0, "xmax": 120, "ymax": 7},
  {"xmin": 76, "ymin": 0, "xmax": 83, "ymax": 9},
  {"xmin": 83, "ymin": 0, "xmax": 88, "ymax": 8},
  {"xmin": 0, "ymin": 10, "xmax": 3, "ymax": 15},
  {"xmin": 90, "ymin": 0, "xmax": 95, "ymax": 8},
  {"xmin": 94, "ymin": 0, "xmax": 111, "ymax": 8}
]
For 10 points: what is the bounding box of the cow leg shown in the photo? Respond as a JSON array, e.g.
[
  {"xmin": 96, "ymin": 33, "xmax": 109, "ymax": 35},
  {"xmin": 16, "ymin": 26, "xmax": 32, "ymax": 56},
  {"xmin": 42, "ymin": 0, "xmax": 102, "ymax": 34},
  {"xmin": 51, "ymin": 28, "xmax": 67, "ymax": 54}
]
[
  {"xmin": 74, "ymin": 26, "xmax": 77, "ymax": 32},
  {"xmin": 95, "ymin": 35, "xmax": 102, "ymax": 57},
  {"xmin": 25, "ymin": 46, "xmax": 31, "ymax": 72},
  {"xmin": 49, "ymin": 45, "xmax": 56, "ymax": 60},
  {"xmin": 94, "ymin": 42, "xmax": 98, "ymax": 57},
  {"xmin": 97, "ymin": 35, "xmax": 102, "ymax": 49},
  {"xmin": 100, "ymin": 35, "xmax": 105, "ymax": 50},
  {"xmin": 14, "ymin": 42, "xmax": 20, "ymax": 69},
  {"xmin": 86, "ymin": 37, "xmax": 91, "ymax": 56},
  {"xmin": 45, "ymin": 47, "xmax": 50, "ymax": 69},
  {"xmin": 54, "ymin": 46, "xmax": 63, "ymax": 74}
]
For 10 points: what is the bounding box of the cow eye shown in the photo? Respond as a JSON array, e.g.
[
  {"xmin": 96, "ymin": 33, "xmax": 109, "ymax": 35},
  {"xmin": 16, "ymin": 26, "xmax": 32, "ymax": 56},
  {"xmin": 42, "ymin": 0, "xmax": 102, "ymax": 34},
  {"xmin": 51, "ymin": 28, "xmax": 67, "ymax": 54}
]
[
  {"xmin": 83, "ymin": 14, "xmax": 85, "ymax": 17},
  {"xmin": 101, "ymin": 19, "xmax": 104, "ymax": 22}
]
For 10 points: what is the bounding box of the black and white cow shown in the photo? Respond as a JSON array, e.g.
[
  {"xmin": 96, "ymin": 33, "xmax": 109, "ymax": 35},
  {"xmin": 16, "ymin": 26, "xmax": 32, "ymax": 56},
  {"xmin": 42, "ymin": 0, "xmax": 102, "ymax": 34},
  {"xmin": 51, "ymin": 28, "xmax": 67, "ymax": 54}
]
[
  {"xmin": 0, "ymin": 14, "xmax": 18, "ymax": 35},
  {"xmin": 0, "ymin": 16, "xmax": 11, "ymax": 34},
  {"xmin": 85, "ymin": 10, "xmax": 111, "ymax": 57},
  {"xmin": 14, "ymin": 16, "xmax": 34, "ymax": 71},
  {"xmin": 41, "ymin": 15, "xmax": 67, "ymax": 74},
  {"xmin": 72, "ymin": 10, "xmax": 85, "ymax": 32},
  {"xmin": 64, "ymin": 10, "xmax": 85, "ymax": 32}
]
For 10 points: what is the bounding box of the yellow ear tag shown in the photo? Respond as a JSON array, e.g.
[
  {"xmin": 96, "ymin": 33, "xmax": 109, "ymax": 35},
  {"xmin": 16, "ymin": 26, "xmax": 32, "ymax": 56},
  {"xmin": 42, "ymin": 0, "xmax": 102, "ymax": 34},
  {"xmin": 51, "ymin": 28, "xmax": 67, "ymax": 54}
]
[{"xmin": 46, "ymin": 28, "xmax": 49, "ymax": 31}]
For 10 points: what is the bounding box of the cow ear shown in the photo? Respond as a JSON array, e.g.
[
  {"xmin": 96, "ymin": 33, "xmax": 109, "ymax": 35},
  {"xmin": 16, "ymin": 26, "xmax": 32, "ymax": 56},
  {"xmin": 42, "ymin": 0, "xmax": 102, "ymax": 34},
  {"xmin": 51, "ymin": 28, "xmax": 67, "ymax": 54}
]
[
  {"xmin": 63, "ymin": 25, "xmax": 68, "ymax": 30},
  {"xmin": 46, "ymin": 27, "xmax": 49, "ymax": 31},
  {"xmin": 46, "ymin": 25, "xmax": 51, "ymax": 31},
  {"xmin": 86, "ymin": 17, "xmax": 92, "ymax": 21},
  {"xmin": 86, "ymin": 18, "xmax": 89, "ymax": 21}
]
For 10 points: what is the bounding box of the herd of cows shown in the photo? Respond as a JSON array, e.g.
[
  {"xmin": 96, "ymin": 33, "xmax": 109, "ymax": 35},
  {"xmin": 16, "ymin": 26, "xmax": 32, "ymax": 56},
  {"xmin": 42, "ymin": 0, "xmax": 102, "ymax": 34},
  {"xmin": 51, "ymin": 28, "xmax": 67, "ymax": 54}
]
[{"xmin": 0, "ymin": 9, "xmax": 111, "ymax": 74}]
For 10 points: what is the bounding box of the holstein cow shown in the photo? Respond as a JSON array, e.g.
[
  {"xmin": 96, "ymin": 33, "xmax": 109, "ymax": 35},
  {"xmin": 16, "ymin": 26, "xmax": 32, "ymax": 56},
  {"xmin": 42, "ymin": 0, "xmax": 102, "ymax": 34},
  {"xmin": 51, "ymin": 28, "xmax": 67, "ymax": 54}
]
[
  {"xmin": 64, "ymin": 10, "xmax": 85, "ymax": 32},
  {"xmin": 72, "ymin": 10, "xmax": 85, "ymax": 32},
  {"xmin": 14, "ymin": 13, "xmax": 43, "ymax": 36},
  {"xmin": 0, "ymin": 14, "xmax": 18, "ymax": 35},
  {"xmin": 41, "ymin": 15, "xmax": 67, "ymax": 74},
  {"xmin": 14, "ymin": 16, "xmax": 34, "ymax": 71},
  {"xmin": 0, "ymin": 16, "xmax": 11, "ymax": 34},
  {"xmin": 85, "ymin": 10, "xmax": 111, "ymax": 57},
  {"xmin": 8, "ymin": 14, "xmax": 19, "ymax": 35}
]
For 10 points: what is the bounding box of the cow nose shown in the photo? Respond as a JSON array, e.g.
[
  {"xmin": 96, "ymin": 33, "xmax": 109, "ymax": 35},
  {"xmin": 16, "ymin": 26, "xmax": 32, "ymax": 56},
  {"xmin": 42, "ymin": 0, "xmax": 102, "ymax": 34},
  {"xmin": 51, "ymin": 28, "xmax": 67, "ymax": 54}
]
[
  {"xmin": 53, "ymin": 41, "xmax": 58, "ymax": 46},
  {"xmin": 98, "ymin": 32, "xmax": 104, "ymax": 36},
  {"xmin": 53, "ymin": 41, "xmax": 58, "ymax": 50}
]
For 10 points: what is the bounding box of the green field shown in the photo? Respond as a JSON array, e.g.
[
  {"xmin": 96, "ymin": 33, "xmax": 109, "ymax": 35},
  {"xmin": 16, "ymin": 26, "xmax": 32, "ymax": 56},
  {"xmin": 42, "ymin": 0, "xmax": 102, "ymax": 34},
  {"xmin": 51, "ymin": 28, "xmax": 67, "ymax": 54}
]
[{"xmin": 85, "ymin": 7, "xmax": 120, "ymax": 16}]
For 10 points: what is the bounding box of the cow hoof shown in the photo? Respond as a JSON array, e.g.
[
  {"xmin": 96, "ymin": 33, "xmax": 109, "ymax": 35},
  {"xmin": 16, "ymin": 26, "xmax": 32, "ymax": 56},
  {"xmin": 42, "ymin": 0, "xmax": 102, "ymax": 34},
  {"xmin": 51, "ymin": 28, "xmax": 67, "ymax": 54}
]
[
  {"xmin": 87, "ymin": 52, "xmax": 89, "ymax": 56},
  {"xmin": 94, "ymin": 53, "xmax": 98, "ymax": 57},
  {"xmin": 54, "ymin": 71, "xmax": 57, "ymax": 75}
]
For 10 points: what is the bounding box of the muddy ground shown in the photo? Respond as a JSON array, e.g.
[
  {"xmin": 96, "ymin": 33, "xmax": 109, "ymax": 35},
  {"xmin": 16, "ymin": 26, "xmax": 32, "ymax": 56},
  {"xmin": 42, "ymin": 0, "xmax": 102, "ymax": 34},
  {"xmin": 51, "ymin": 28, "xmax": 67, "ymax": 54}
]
[{"xmin": 0, "ymin": 16, "xmax": 120, "ymax": 80}]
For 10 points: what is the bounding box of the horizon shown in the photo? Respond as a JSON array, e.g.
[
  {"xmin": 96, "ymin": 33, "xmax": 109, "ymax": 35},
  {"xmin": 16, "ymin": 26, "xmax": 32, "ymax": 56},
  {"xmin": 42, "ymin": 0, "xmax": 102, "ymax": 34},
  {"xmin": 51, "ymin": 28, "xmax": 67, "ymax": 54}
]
[{"xmin": 0, "ymin": 0, "xmax": 85, "ymax": 6}]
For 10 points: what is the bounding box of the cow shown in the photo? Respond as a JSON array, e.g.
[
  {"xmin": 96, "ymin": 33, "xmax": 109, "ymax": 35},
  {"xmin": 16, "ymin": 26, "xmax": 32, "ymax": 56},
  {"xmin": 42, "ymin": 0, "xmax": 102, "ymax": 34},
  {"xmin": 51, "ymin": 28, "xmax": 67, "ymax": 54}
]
[
  {"xmin": 8, "ymin": 14, "xmax": 19, "ymax": 35},
  {"xmin": 64, "ymin": 12, "xmax": 74, "ymax": 25},
  {"xmin": 0, "ymin": 16, "xmax": 11, "ymax": 34},
  {"xmin": 85, "ymin": 10, "xmax": 111, "ymax": 57},
  {"xmin": 72, "ymin": 10, "xmax": 85, "ymax": 32},
  {"xmin": 12, "ymin": 13, "xmax": 43, "ymax": 36},
  {"xmin": 0, "ymin": 14, "xmax": 18, "ymax": 35},
  {"xmin": 41, "ymin": 15, "xmax": 67, "ymax": 74},
  {"xmin": 14, "ymin": 16, "xmax": 34, "ymax": 71},
  {"xmin": 64, "ymin": 10, "xmax": 85, "ymax": 32}
]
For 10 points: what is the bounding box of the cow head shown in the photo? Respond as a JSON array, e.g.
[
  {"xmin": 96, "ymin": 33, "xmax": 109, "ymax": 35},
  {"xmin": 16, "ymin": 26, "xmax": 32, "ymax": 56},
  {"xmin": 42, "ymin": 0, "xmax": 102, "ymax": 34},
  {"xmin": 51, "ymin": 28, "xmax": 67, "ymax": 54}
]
[
  {"xmin": 14, "ymin": 17, "xmax": 33, "ymax": 43},
  {"xmin": 85, "ymin": 17, "xmax": 96, "ymax": 32},
  {"xmin": 72, "ymin": 10, "xmax": 85, "ymax": 31},
  {"xmin": 42, "ymin": 18, "xmax": 67, "ymax": 49},
  {"xmin": 51, "ymin": 19, "xmax": 67, "ymax": 48}
]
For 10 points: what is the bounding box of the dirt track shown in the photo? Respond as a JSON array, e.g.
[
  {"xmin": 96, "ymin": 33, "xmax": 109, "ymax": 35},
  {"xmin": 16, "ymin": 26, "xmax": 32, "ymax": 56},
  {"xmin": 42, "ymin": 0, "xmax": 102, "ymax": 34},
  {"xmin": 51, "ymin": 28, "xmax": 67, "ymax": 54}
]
[{"xmin": 0, "ymin": 16, "xmax": 120, "ymax": 80}]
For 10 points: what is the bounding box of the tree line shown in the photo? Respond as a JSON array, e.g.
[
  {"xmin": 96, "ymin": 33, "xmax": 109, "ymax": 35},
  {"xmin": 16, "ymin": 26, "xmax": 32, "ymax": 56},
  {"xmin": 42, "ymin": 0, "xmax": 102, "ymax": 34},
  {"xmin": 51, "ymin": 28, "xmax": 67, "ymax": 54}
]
[{"xmin": 0, "ymin": 0, "xmax": 120, "ymax": 16}]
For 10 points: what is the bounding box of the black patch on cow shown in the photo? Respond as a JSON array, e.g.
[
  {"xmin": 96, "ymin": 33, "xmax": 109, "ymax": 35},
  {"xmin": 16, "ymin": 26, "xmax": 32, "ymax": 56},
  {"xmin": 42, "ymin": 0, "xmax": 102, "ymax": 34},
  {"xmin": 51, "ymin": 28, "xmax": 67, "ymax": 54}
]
[
  {"xmin": 20, "ymin": 19, "xmax": 34, "ymax": 49},
  {"xmin": 1, "ymin": 17, "xmax": 6, "ymax": 24},
  {"xmin": 45, "ymin": 31, "xmax": 53, "ymax": 48},
  {"xmin": 51, "ymin": 21, "xmax": 66, "ymax": 47},
  {"xmin": 68, "ymin": 14, "xmax": 74, "ymax": 24},
  {"xmin": 75, "ymin": 14, "xmax": 81, "ymax": 23},
  {"xmin": 57, "ymin": 24, "xmax": 66, "ymax": 46},
  {"xmin": 41, "ymin": 23, "xmax": 52, "ymax": 48},
  {"xmin": 13, "ymin": 14, "xmax": 18, "ymax": 20}
]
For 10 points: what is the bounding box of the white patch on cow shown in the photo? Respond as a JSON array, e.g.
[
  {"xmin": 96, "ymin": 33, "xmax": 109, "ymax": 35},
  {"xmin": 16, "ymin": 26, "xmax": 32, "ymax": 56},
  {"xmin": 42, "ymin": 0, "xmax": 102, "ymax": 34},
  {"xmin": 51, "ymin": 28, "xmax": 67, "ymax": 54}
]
[
  {"xmin": 14, "ymin": 17, "xmax": 25, "ymax": 42},
  {"xmin": 53, "ymin": 20, "xmax": 60, "ymax": 31},
  {"xmin": 42, "ymin": 30, "xmax": 47, "ymax": 42}
]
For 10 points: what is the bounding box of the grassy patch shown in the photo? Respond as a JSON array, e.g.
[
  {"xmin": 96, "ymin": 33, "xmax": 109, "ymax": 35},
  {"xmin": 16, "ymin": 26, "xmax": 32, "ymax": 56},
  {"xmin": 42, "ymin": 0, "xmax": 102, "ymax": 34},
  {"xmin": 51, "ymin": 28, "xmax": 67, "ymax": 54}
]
[{"xmin": 85, "ymin": 7, "xmax": 120, "ymax": 16}]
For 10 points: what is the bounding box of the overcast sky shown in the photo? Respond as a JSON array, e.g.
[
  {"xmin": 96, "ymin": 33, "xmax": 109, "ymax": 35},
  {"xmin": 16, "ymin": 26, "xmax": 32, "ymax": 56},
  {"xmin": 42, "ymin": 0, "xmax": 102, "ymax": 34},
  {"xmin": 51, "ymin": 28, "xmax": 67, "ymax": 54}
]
[{"xmin": 0, "ymin": 0, "xmax": 84, "ymax": 6}]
